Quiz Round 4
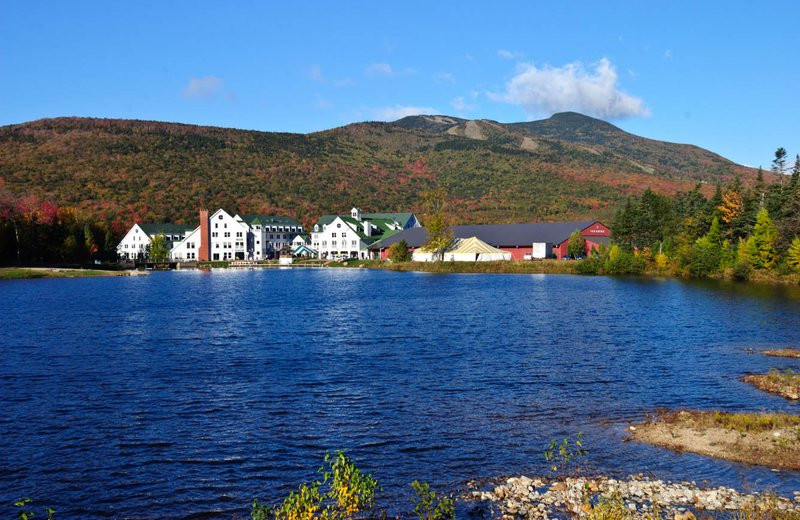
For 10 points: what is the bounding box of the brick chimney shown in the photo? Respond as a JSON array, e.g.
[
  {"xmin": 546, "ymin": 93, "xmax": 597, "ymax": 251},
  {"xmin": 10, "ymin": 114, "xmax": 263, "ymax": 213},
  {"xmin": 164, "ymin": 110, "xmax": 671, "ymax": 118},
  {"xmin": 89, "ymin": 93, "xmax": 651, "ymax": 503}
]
[{"xmin": 198, "ymin": 209, "xmax": 210, "ymax": 261}]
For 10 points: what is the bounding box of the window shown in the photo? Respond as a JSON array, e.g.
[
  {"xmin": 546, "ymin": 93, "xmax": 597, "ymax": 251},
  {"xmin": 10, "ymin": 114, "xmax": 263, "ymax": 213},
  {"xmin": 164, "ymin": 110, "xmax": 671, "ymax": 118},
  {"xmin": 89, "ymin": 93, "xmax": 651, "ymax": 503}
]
[
  {"xmin": 224, "ymin": 232, "xmax": 230, "ymax": 238},
  {"xmin": 351, "ymin": 240, "xmax": 357, "ymax": 247},
  {"xmin": 337, "ymin": 223, "xmax": 341, "ymax": 228},
  {"xmin": 215, "ymin": 223, "xmax": 218, "ymax": 228},
  {"xmin": 342, "ymin": 232, "xmax": 346, "ymax": 238},
  {"xmin": 236, "ymin": 232, "xmax": 242, "ymax": 237},
  {"xmin": 212, "ymin": 232, "xmax": 218, "ymax": 237},
  {"xmin": 215, "ymin": 243, "xmax": 219, "ymax": 249},
  {"xmin": 218, "ymin": 215, "xmax": 223, "ymax": 220},
  {"xmin": 332, "ymin": 233, "xmax": 337, "ymax": 238},
  {"xmin": 224, "ymin": 223, "xmax": 227, "ymax": 228},
  {"xmin": 332, "ymin": 240, "xmax": 337, "ymax": 247}
]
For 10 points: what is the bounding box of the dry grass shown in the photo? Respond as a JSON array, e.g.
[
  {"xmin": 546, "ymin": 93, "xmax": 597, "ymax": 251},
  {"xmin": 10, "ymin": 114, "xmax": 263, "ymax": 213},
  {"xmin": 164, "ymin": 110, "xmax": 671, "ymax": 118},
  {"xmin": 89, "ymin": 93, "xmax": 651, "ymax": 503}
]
[
  {"xmin": 0, "ymin": 267, "xmax": 122, "ymax": 280},
  {"xmin": 760, "ymin": 349, "xmax": 800, "ymax": 359},
  {"xmin": 744, "ymin": 370, "xmax": 800, "ymax": 400},
  {"xmin": 374, "ymin": 260, "xmax": 579, "ymax": 275},
  {"xmin": 631, "ymin": 410, "xmax": 800, "ymax": 469}
]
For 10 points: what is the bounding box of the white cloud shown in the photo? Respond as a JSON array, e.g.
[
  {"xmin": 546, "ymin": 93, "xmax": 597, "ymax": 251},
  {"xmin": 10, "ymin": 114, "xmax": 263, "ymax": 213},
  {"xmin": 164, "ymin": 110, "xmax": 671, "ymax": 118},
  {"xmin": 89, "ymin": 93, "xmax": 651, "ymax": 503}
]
[
  {"xmin": 314, "ymin": 95, "xmax": 332, "ymax": 109},
  {"xmin": 373, "ymin": 105, "xmax": 438, "ymax": 121},
  {"xmin": 181, "ymin": 76, "xmax": 224, "ymax": 100},
  {"xmin": 497, "ymin": 49, "xmax": 520, "ymax": 60},
  {"xmin": 333, "ymin": 77, "xmax": 354, "ymax": 87},
  {"xmin": 366, "ymin": 63, "xmax": 394, "ymax": 77},
  {"xmin": 308, "ymin": 64, "xmax": 325, "ymax": 82},
  {"xmin": 488, "ymin": 58, "xmax": 650, "ymax": 119},
  {"xmin": 365, "ymin": 63, "xmax": 417, "ymax": 78},
  {"xmin": 435, "ymin": 71, "xmax": 455, "ymax": 83},
  {"xmin": 664, "ymin": 49, "xmax": 673, "ymax": 60},
  {"xmin": 450, "ymin": 96, "xmax": 477, "ymax": 112}
]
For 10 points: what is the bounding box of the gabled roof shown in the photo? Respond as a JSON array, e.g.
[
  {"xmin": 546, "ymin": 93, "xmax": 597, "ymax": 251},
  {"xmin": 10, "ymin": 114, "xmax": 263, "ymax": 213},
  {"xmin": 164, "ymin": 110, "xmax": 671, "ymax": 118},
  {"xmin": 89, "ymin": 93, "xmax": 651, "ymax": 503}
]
[
  {"xmin": 361, "ymin": 212, "xmax": 416, "ymax": 228},
  {"xmin": 451, "ymin": 221, "xmax": 598, "ymax": 247},
  {"xmin": 369, "ymin": 227, "xmax": 431, "ymax": 249},
  {"xmin": 241, "ymin": 214, "xmax": 302, "ymax": 227},
  {"xmin": 314, "ymin": 212, "xmax": 413, "ymax": 245},
  {"xmin": 314, "ymin": 211, "xmax": 415, "ymax": 231},
  {"xmin": 369, "ymin": 220, "xmax": 605, "ymax": 249},
  {"xmin": 138, "ymin": 223, "xmax": 194, "ymax": 236}
]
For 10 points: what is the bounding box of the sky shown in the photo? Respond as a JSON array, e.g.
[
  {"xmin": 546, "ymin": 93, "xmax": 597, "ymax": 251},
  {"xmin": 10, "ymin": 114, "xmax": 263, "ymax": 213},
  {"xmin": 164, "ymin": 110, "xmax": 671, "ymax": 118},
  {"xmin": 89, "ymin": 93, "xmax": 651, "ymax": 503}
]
[{"xmin": 1, "ymin": 1, "xmax": 798, "ymax": 168}]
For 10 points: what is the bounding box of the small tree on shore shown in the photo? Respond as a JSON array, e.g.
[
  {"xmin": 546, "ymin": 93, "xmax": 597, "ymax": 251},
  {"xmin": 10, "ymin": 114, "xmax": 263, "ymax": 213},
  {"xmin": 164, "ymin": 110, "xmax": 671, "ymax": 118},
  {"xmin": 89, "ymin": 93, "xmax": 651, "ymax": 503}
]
[
  {"xmin": 387, "ymin": 239, "xmax": 411, "ymax": 262},
  {"xmin": 421, "ymin": 187, "xmax": 453, "ymax": 261},
  {"xmin": 148, "ymin": 234, "xmax": 169, "ymax": 262},
  {"xmin": 566, "ymin": 230, "xmax": 586, "ymax": 259}
]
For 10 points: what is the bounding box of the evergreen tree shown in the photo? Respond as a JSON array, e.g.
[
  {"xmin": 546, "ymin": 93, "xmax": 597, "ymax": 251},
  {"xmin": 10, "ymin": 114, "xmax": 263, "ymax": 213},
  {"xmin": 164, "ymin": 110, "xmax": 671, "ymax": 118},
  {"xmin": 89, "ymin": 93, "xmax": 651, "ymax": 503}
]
[
  {"xmin": 751, "ymin": 207, "xmax": 778, "ymax": 269},
  {"xmin": 787, "ymin": 237, "xmax": 800, "ymax": 273},
  {"xmin": 772, "ymin": 147, "xmax": 788, "ymax": 176}
]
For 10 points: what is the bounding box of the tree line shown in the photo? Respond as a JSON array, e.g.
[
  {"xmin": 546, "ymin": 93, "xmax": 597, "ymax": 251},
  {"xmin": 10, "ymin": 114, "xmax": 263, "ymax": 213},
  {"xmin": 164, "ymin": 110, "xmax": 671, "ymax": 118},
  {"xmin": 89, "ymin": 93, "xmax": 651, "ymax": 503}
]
[
  {"xmin": 608, "ymin": 150, "xmax": 800, "ymax": 279},
  {"xmin": 0, "ymin": 190, "xmax": 121, "ymax": 264}
]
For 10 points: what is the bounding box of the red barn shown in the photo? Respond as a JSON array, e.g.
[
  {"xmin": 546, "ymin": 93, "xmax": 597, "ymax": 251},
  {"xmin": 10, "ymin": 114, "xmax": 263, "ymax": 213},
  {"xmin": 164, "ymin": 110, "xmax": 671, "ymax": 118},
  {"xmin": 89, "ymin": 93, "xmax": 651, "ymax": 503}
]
[{"xmin": 369, "ymin": 220, "xmax": 611, "ymax": 260}]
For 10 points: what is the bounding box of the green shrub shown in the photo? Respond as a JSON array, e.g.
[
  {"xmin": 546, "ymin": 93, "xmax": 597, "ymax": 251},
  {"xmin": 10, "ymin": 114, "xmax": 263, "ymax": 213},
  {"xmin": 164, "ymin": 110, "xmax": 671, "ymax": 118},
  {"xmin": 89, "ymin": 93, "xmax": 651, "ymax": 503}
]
[
  {"xmin": 575, "ymin": 257, "xmax": 602, "ymax": 274},
  {"xmin": 733, "ymin": 260, "xmax": 752, "ymax": 281},
  {"xmin": 252, "ymin": 451, "xmax": 377, "ymax": 520},
  {"xmin": 410, "ymin": 481, "xmax": 455, "ymax": 520},
  {"xmin": 603, "ymin": 245, "xmax": 645, "ymax": 275}
]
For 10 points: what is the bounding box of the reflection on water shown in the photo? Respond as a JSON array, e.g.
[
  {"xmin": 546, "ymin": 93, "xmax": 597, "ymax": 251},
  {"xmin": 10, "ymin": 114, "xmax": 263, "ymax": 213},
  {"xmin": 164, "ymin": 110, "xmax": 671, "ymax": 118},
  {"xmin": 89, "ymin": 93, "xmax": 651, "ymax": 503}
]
[{"xmin": 0, "ymin": 270, "xmax": 799, "ymax": 519}]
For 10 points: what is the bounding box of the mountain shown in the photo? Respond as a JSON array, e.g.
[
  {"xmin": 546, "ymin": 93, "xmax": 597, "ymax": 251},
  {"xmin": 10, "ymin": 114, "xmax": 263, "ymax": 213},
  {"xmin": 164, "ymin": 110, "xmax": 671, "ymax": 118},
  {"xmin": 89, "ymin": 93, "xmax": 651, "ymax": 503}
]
[{"xmin": 0, "ymin": 113, "xmax": 766, "ymax": 229}]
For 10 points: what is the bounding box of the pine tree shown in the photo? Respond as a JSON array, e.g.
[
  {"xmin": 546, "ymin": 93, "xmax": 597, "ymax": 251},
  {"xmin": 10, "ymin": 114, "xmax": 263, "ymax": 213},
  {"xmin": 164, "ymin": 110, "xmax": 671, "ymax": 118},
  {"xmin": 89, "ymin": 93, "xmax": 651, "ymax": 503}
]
[
  {"xmin": 787, "ymin": 237, "xmax": 800, "ymax": 273},
  {"xmin": 772, "ymin": 147, "xmax": 788, "ymax": 176},
  {"xmin": 751, "ymin": 207, "xmax": 778, "ymax": 268}
]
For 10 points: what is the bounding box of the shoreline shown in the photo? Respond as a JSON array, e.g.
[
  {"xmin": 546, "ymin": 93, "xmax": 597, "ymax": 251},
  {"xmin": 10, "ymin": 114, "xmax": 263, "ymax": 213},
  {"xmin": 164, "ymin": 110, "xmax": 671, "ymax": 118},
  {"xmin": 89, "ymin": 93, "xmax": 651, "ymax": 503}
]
[
  {"xmin": 0, "ymin": 267, "xmax": 148, "ymax": 280},
  {"xmin": 466, "ymin": 474, "xmax": 800, "ymax": 519}
]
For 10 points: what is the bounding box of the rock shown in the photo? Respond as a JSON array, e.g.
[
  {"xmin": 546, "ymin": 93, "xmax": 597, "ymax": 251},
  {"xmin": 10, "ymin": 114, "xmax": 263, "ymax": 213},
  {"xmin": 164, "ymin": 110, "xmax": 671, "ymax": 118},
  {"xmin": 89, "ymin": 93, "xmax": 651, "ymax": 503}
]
[{"xmin": 549, "ymin": 482, "xmax": 566, "ymax": 492}]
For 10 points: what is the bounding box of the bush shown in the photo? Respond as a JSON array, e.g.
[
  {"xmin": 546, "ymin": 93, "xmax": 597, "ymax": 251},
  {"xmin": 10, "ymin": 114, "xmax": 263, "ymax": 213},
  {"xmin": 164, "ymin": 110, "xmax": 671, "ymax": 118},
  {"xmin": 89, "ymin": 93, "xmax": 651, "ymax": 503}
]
[
  {"xmin": 411, "ymin": 481, "xmax": 455, "ymax": 520},
  {"xmin": 575, "ymin": 257, "xmax": 602, "ymax": 274},
  {"xmin": 387, "ymin": 239, "xmax": 411, "ymax": 262},
  {"xmin": 603, "ymin": 245, "xmax": 645, "ymax": 275},
  {"xmin": 253, "ymin": 451, "xmax": 377, "ymax": 520},
  {"xmin": 733, "ymin": 260, "xmax": 752, "ymax": 281}
]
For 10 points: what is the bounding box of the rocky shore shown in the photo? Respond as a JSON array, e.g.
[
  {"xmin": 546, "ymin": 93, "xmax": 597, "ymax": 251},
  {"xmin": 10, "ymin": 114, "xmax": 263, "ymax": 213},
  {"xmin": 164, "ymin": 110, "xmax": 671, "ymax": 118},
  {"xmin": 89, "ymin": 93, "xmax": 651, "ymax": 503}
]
[{"xmin": 465, "ymin": 475, "xmax": 800, "ymax": 520}]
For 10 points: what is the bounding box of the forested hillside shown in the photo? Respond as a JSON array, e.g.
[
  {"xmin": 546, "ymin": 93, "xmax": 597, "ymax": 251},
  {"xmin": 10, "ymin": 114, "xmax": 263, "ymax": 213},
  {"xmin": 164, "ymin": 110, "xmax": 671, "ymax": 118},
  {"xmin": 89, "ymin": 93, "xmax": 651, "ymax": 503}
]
[{"xmin": 0, "ymin": 113, "xmax": 767, "ymax": 233}]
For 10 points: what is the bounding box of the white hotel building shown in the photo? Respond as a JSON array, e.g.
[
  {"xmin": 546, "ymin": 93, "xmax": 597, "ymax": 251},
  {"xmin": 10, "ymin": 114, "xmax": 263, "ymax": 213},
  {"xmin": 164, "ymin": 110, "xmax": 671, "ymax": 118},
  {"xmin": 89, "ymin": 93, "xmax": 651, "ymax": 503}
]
[
  {"xmin": 311, "ymin": 207, "xmax": 421, "ymax": 260},
  {"xmin": 117, "ymin": 209, "xmax": 304, "ymax": 262}
]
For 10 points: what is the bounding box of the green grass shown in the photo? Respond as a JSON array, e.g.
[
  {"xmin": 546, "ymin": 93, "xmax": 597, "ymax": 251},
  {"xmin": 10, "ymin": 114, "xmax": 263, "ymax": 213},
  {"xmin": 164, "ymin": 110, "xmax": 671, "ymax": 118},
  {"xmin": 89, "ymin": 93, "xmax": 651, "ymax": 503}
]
[
  {"xmin": 0, "ymin": 268, "xmax": 116, "ymax": 280},
  {"xmin": 661, "ymin": 410, "xmax": 800, "ymax": 433}
]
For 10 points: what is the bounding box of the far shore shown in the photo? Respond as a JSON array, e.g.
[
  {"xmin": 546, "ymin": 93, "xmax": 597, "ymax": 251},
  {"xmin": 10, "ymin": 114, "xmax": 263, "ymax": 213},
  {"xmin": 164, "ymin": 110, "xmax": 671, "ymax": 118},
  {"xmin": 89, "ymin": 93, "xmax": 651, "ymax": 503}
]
[{"xmin": 0, "ymin": 267, "xmax": 148, "ymax": 280}]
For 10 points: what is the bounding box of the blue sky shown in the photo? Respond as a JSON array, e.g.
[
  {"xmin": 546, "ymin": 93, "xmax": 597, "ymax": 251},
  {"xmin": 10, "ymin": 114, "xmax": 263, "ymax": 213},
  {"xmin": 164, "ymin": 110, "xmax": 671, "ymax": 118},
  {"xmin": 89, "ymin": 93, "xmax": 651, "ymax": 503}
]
[{"xmin": 1, "ymin": 1, "xmax": 798, "ymax": 168}]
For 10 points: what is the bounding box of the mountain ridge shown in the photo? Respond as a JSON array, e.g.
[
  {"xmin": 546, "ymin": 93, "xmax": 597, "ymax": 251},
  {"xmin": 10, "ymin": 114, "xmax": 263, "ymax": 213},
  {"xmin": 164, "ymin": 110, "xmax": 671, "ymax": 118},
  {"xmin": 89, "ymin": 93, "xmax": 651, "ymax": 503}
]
[{"xmin": 0, "ymin": 112, "xmax": 767, "ymax": 228}]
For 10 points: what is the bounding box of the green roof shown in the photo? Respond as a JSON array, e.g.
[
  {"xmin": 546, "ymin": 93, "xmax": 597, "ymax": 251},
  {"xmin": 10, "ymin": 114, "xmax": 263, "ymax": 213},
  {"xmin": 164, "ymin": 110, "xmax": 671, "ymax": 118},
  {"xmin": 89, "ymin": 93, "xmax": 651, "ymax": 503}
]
[
  {"xmin": 313, "ymin": 212, "xmax": 417, "ymax": 245},
  {"xmin": 138, "ymin": 223, "xmax": 194, "ymax": 236},
  {"xmin": 241, "ymin": 214, "xmax": 302, "ymax": 227}
]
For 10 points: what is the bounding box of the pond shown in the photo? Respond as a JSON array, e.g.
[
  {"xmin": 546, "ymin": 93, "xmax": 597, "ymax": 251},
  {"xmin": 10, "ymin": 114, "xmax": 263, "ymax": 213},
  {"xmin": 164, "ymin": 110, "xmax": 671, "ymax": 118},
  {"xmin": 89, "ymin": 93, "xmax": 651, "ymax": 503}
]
[{"xmin": 1, "ymin": 269, "xmax": 799, "ymax": 518}]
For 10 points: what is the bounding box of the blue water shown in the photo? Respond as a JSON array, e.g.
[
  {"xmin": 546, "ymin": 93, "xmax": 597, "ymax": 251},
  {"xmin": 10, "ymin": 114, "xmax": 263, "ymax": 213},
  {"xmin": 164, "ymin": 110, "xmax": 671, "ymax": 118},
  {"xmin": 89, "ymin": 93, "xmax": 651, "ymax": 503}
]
[{"xmin": 1, "ymin": 269, "xmax": 799, "ymax": 519}]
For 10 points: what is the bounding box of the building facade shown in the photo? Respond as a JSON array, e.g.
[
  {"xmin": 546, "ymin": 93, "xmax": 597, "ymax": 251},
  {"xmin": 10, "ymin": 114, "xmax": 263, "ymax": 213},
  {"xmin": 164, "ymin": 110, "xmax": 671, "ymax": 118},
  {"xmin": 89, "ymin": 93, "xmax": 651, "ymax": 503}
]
[
  {"xmin": 311, "ymin": 207, "xmax": 421, "ymax": 260},
  {"xmin": 116, "ymin": 223, "xmax": 193, "ymax": 261},
  {"xmin": 242, "ymin": 215, "xmax": 305, "ymax": 259},
  {"xmin": 369, "ymin": 220, "xmax": 612, "ymax": 260}
]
